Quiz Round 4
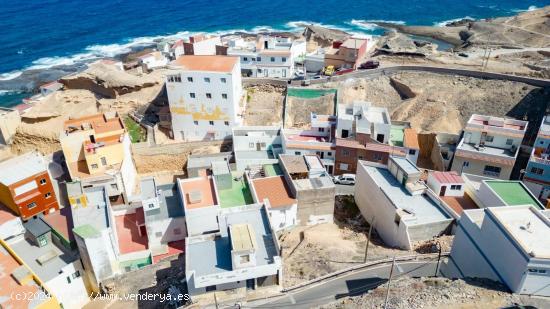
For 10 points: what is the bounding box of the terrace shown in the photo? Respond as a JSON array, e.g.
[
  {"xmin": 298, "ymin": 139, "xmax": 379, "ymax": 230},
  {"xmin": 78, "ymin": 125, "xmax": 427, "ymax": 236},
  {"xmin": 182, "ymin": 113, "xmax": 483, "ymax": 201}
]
[
  {"xmin": 485, "ymin": 180, "xmax": 544, "ymax": 209},
  {"xmin": 180, "ymin": 176, "xmax": 218, "ymax": 210},
  {"xmin": 252, "ymin": 176, "xmax": 296, "ymax": 208},
  {"xmin": 216, "ymin": 173, "xmax": 254, "ymax": 208},
  {"xmin": 114, "ymin": 211, "xmax": 148, "ymax": 255}
]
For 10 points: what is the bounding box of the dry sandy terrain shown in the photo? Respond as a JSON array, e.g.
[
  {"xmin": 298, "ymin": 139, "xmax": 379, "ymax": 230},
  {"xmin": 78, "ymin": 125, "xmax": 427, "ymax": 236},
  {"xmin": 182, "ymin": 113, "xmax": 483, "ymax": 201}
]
[
  {"xmin": 242, "ymin": 84, "xmax": 286, "ymax": 126},
  {"xmin": 284, "ymin": 91, "xmax": 336, "ymax": 128},
  {"xmin": 330, "ymin": 72, "xmax": 549, "ymax": 134}
]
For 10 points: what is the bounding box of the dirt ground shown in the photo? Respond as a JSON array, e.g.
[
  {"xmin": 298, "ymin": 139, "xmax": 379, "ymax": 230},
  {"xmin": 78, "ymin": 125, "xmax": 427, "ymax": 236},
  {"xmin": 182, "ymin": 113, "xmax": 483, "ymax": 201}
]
[
  {"xmin": 331, "ymin": 72, "xmax": 549, "ymax": 134},
  {"xmin": 280, "ymin": 196, "xmax": 449, "ymax": 288},
  {"xmin": 243, "ymin": 84, "xmax": 286, "ymax": 126},
  {"xmin": 284, "ymin": 91, "xmax": 336, "ymax": 128},
  {"xmin": 318, "ymin": 276, "xmax": 550, "ymax": 309}
]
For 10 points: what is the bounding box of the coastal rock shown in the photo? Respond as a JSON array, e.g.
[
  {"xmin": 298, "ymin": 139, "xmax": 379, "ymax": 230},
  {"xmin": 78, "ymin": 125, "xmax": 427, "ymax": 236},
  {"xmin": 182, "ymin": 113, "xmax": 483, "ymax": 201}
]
[
  {"xmin": 60, "ymin": 62, "xmax": 159, "ymax": 98},
  {"xmin": 302, "ymin": 24, "xmax": 350, "ymax": 49}
]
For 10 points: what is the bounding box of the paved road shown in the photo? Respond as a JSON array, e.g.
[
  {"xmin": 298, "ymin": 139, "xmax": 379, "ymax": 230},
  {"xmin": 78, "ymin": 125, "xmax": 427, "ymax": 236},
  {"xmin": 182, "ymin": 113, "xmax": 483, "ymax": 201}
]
[
  {"xmin": 335, "ymin": 184, "xmax": 354, "ymax": 196},
  {"xmin": 246, "ymin": 259, "xmax": 441, "ymax": 309}
]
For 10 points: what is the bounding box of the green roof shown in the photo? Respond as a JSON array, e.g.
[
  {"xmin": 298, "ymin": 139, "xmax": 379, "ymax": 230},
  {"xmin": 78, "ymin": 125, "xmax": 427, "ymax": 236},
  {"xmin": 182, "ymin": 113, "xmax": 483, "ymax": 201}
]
[
  {"xmin": 287, "ymin": 88, "xmax": 336, "ymax": 99},
  {"xmin": 264, "ymin": 164, "xmax": 284, "ymax": 177},
  {"xmin": 217, "ymin": 173, "xmax": 254, "ymax": 208},
  {"xmin": 485, "ymin": 181, "xmax": 543, "ymax": 209},
  {"xmin": 73, "ymin": 224, "xmax": 101, "ymax": 238},
  {"xmin": 389, "ymin": 126, "xmax": 405, "ymax": 147}
]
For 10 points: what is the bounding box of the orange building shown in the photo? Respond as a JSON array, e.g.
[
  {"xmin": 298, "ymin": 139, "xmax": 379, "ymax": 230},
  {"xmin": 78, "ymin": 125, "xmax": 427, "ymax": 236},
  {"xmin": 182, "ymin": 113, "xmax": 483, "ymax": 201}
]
[{"xmin": 0, "ymin": 152, "xmax": 59, "ymax": 220}]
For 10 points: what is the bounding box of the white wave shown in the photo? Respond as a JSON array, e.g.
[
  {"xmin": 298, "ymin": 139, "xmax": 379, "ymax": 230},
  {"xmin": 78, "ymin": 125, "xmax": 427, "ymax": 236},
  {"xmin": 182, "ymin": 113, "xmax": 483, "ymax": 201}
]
[
  {"xmin": 360, "ymin": 19, "xmax": 406, "ymax": 25},
  {"xmin": 250, "ymin": 25, "xmax": 277, "ymax": 33},
  {"xmin": 0, "ymin": 70, "xmax": 23, "ymax": 81},
  {"xmin": 512, "ymin": 5, "xmax": 538, "ymax": 13},
  {"xmin": 348, "ymin": 19, "xmax": 379, "ymax": 31},
  {"xmin": 434, "ymin": 16, "xmax": 475, "ymax": 27},
  {"xmin": 0, "ymin": 89, "xmax": 23, "ymax": 95},
  {"xmin": 283, "ymin": 20, "xmax": 353, "ymax": 33}
]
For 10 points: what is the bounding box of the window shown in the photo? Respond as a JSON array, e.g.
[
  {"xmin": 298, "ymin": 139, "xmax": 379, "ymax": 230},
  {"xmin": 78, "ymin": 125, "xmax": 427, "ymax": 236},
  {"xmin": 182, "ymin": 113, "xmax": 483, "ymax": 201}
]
[
  {"xmin": 318, "ymin": 128, "xmax": 325, "ymax": 132},
  {"xmin": 282, "ymin": 57, "xmax": 286, "ymax": 62},
  {"xmin": 374, "ymin": 153, "xmax": 383, "ymax": 161},
  {"xmin": 221, "ymin": 77, "xmax": 227, "ymax": 83},
  {"xmin": 450, "ymin": 185, "xmax": 462, "ymax": 190},
  {"xmin": 206, "ymin": 93, "xmax": 212, "ymax": 99},
  {"xmin": 224, "ymin": 121, "xmax": 230, "ymax": 126},
  {"xmin": 485, "ymin": 135, "xmax": 494, "ymax": 142},
  {"xmin": 222, "ymin": 93, "xmax": 228, "ymax": 99},
  {"xmin": 91, "ymin": 164, "xmax": 98, "ymax": 169},
  {"xmin": 209, "ymin": 121, "xmax": 214, "ymax": 126},
  {"xmin": 531, "ymin": 167, "xmax": 544, "ymax": 175},
  {"xmin": 463, "ymin": 161, "xmax": 470, "ymax": 167},
  {"xmin": 204, "ymin": 77, "xmax": 210, "ymax": 83},
  {"xmin": 327, "ymin": 152, "xmax": 332, "ymax": 156},
  {"xmin": 67, "ymin": 277, "xmax": 71, "ymax": 284},
  {"xmin": 194, "ymin": 120, "xmax": 199, "ymax": 125},
  {"xmin": 190, "ymin": 92, "xmax": 196, "ymax": 98},
  {"xmin": 44, "ymin": 192, "xmax": 51, "ymax": 199},
  {"xmin": 257, "ymin": 57, "xmax": 261, "ymax": 62},
  {"xmin": 243, "ymin": 57, "xmax": 248, "ymax": 61},
  {"xmin": 270, "ymin": 57, "xmax": 275, "ymax": 62},
  {"xmin": 206, "ymin": 286, "xmax": 216, "ymax": 292},
  {"xmin": 408, "ymin": 149, "xmax": 416, "ymax": 155},
  {"xmin": 167, "ymin": 75, "xmax": 181, "ymax": 83},
  {"xmin": 358, "ymin": 156, "xmax": 364, "ymax": 160},
  {"xmin": 240, "ymin": 255, "xmax": 250, "ymax": 263},
  {"xmin": 339, "ymin": 163, "xmax": 349, "ymax": 171},
  {"xmin": 342, "ymin": 150, "xmax": 350, "ymax": 156},
  {"xmin": 111, "ymin": 184, "xmax": 118, "ymax": 190},
  {"xmin": 39, "ymin": 178, "xmax": 47, "ymax": 185},
  {"xmin": 174, "ymin": 228, "xmax": 182, "ymax": 235},
  {"xmin": 506, "ymin": 139, "xmax": 513, "ymax": 145},
  {"xmin": 483, "ymin": 165, "xmax": 501, "ymax": 177},
  {"xmin": 72, "ymin": 271, "xmax": 81, "ymax": 279},
  {"xmin": 27, "ymin": 202, "xmax": 37, "ymax": 210},
  {"xmin": 294, "ymin": 151, "xmax": 301, "ymax": 155},
  {"xmin": 249, "ymin": 142, "xmax": 254, "ymax": 148},
  {"xmin": 100, "ymin": 157, "xmax": 107, "ymax": 166},
  {"xmin": 187, "ymin": 77, "xmax": 193, "ymax": 82}
]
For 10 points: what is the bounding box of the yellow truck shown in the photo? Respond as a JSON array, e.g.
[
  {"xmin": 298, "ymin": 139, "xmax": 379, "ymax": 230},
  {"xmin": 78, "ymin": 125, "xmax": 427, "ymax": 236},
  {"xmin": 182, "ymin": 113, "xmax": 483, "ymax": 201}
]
[{"xmin": 322, "ymin": 65, "xmax": 335, "ymax": 76}]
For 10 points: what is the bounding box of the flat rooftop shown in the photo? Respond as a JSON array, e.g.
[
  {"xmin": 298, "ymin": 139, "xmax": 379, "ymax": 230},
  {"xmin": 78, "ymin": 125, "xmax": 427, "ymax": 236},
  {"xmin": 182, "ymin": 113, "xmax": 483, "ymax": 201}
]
[
  {"xmin": 391, "ymin": 156, "xmax": 420, "ymax": 175},
  {"xmin": 489, "ymin": 206, "xmax": 550, "ymax": 259},
  {"xmin": 180, "ymin": 177, "xmax": 218, "ymax": 210},
  {"xmin": 64, "ymin": 112, "xmax": 124, "ymax": 135},
  {"xmin": 280, "ymin": 155, "xmax": 308, "ymax": 174},
  {"xmin": 0, "ymin": 152, "xmax": 46, "ymax": 186},
  {"xmin": 263, "ymin": 164, "xmax": 284, "ymax": 177},
  {"xmin": 0, "ymin": 243, "xmax": 48, "ymax": 309},
  {"xmin": 362, "ymin": 164, "xmax": 451, "ymax": 225},
  {"xmin": 252, "ymin": 176, "xmax": 296, "ymax": 208},
  {"xmin": 286, "ymin": 134, "xmax": 329, "ymax": 143},
  {"xmin": 72, "ymin": 187, "xmax": 110, "ymax": 232},
  {"xmin": 8, "ymin": 237, "xmax": 79, "ymax": 282},
  {"xmin": 172, "ymin": 55, "xmax": 238, "ymax": 73},
  {"xmin": 458, "ymin": 142, "xmax": 516, "ymax": 158},
  {"xmin": 230, "ymin": 224, "xmax": 256, "ymax": 251},
  {"xmin": 235, "ymin": 150, "xmax": 276, "ymax": 160},
  {"xmin": 485, "ymin": 181, "xmax": 543, "ymax": 209},
  {"xmin": 441, "ymin": 193, "xmax": 479, "ymax": 216},
  {"xmin": 216, "ymin": 173, "xmax": 254, "ymax": 208},
  {"xmin": 389, "ymin": 126, "xmax": 404, "ymax": 147},
  {"xmin": 187, "ymin": 206, "xmax": 277, "ymax": 278},
  {"xmin": 467, "ymin": 114, "xmax": 527, "ymax": 132},
  {"xmin": 114, "ymin": 212, "xmax": 148, "ymax": 255},
  {"xmin": 43, "ymin": 207, "xmax": 75, "ymax": 243}
]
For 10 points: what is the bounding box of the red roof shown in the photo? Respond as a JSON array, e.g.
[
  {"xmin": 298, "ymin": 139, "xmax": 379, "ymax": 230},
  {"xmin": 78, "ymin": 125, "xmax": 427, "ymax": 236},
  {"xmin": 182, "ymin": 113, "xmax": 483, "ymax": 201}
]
[
  {"xmin": 431, "ymin": 171, "xmax": 464, "ymax": 184},
  {"xmin": 172, "ymin": 39, "xmax": 184, "ymax": 49}
]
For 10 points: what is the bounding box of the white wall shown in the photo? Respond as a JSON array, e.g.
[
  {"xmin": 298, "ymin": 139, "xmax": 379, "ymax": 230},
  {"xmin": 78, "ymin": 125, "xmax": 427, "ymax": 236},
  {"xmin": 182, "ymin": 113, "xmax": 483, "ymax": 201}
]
[
  {"xmin": 0, "ymin": 217, "xmax": 25, "ymax": 240},
  {"xmin": 46, "ymin": 260, "xmax": 90, "ymax": 309},
  {"xmin": 192, "ymin": 37, "xmax": 222, "ymax": 55}
]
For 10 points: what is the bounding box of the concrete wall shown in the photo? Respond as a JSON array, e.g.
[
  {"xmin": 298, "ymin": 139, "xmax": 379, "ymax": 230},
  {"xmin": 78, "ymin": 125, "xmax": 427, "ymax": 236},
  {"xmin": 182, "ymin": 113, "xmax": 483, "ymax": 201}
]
[
  {"xmin": 451, "ymin": 155, "xmax": 513, "ymax": 180},
  {"xmin": 45, "ymin": 259, "xmax": 90, "ymax": 309},
  {"xmin": 294, "ymin": 181, "xmax": 335, "ymax": 226},
  {"xmin": 185, "ymin": 205, "xmax": 220, "ymax": 236}
]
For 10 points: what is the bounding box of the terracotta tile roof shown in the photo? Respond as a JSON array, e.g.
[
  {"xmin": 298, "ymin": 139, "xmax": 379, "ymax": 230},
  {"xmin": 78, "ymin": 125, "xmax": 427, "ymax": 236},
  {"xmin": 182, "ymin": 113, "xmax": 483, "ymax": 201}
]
[
  {"xmin": 404, "ymin": 128, "xmax": 420, "ymax": 149},
  {"xmin": 252, "ymin": 176, "xmax": 296, "ymax": 208},
  {"xmin": 280, "ymin": 155, "xmax": 308, "ymax": 174},
  {"xmin": 455, "ymin": 149, "xmax": 515, "ymax": 166},
  {"xmin": 285, "ymin": 141, "xmax": 335, "ymax": 151},
  {"xmin": 172, "ymin": 39, "xmax": 183, "ymax": 49},
  {"xmin": 431, "ymin": 171, "xmax": 464, "ymax": 184},
  {"xmin": 172, "ymin": 55, "xmax": 238, "ymax": 73},
  {"xmin": 336, "ymin": 138, "xmax": 365, "ymax": 149}
]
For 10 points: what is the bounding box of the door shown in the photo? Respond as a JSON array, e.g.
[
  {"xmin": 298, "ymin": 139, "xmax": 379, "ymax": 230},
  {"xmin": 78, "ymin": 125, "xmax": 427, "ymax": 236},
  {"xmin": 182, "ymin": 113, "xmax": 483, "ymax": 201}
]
[
  {"xmin": 246, "ymin": 278, "xmax": 255, "ymax": 290},
  {"xmin": 38, "ymin": 235, "xmax": 48, "ymax": 247},
  {"xmin": 342, "ymin": 130, "xmax": 349, "ymax": 138},
  {"xmin": 256, "ymin": 142, "xmax": 261, "ymax": 151},
  {"xmin": 440, "ymin": 186, "xmax": 447, "ymax": 196},
  {"xmin": 376, "ymin": 134, "xmax": 384, "ymax": 143}
]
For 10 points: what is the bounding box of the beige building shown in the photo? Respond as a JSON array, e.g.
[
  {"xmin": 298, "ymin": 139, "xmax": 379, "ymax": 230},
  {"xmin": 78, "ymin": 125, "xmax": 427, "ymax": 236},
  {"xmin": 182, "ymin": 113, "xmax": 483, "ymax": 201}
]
[
  {"xmin": 60, "ymin": 112, "xmax": 137, "ymax": 201},
  {"xmin": 451, "ymin": 114, "xmax": 528, "ymax": 180}
]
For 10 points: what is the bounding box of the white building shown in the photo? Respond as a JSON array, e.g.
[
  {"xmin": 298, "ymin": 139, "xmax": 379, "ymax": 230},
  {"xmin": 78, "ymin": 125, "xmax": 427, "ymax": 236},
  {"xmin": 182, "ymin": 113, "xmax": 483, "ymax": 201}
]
[
  {"xmin": 139, "ymin": 51, "xmax": 169, "ymax": 70},
  {"xmin": 226, "ymin": 35, "xmax": 306, "ymax": 78},
  {"xmin": 451, "ymin": 114, "xmax": 528, "ymax": 180},
  {"xmin": 355, "ymin": 157, "xmax": 453, "ymax": 249},
  {"xmin": 166, "ymin": 55, "xmax": 243, "ymax": 141},
  {"xmin": 446, "ymin": 206, "xmax": 550, "ymax": 296},
  {"xmin": 178, "ymin": 174, "xmax": 220, "ymax": 236},
  {"xmin": 233, "ymin": 126, "xmax": 283, "ymax": 171},
  {"xmin": 337, "ymin": 101, "xmax": 391, "ymax": 143},
  {"xmin": 523, "ymin": 115, "xmax": 550, "ymax": 201},
  {"xmin": 185, "ymin": 204, "xmax": 281, "ymax": 298}
]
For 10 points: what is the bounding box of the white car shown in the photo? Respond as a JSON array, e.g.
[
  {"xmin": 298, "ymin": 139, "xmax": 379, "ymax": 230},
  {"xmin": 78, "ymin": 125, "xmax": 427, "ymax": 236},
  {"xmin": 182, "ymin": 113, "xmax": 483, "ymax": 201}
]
[{"xmin": 333, "ymin": 174, "xmax": 356, "ymax": 185}]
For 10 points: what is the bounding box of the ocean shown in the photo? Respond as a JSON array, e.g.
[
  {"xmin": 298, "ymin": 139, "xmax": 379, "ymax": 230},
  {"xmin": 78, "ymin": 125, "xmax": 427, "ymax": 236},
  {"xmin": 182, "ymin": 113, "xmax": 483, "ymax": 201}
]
[{"xmin": 0, "ymin": 0, "xmax": 547, "ymax": 107}]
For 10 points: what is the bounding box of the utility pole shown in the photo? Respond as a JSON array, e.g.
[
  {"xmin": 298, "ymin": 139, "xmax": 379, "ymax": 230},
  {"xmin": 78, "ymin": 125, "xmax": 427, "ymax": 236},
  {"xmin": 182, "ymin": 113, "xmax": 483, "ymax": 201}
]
[
  {"xmin": 384, "ymin": 256, "xmax": 396, "ymax": 309},
  {"xmin": 364, "ymin": 216, "xmax": 376, "ymax": 263},
  {"xmin": 484, "ymin": 48, "xmax": 492, "ymax": 71},
  {"xmin": 434, "ymin": 242, "xmax": 442, "ymax": 277}
]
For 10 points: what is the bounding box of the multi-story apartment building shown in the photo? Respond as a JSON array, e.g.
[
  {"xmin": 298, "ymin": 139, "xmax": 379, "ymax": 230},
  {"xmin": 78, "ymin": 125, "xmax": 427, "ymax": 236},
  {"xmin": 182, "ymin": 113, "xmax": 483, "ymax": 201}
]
[
  {"xmin": 523, "ymin": 115, "xmax": 550, "ymax": 201},
  {"xmin": 166, "ymin": 55, "xmax": 242, "ymax": 141},
  {"xmin": 0, "ymin": 152, "xmax": 59, "ymax": 220},
  {"xmin": 60, "ymin": 112, "xmax": 137, "ymax": 202},
  {"xmin": 451, "ymin": 114, "xmax": 528, "ymax": 180},
  {"xmin": 225, "ymin": 35, "xmax": 306, "ymax": 78}
]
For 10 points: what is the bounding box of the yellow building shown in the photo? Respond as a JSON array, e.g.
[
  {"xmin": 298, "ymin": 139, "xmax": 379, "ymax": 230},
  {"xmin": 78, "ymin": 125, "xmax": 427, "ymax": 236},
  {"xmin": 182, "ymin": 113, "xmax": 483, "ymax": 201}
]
[{"xmin": 0, "ymin": 238, "xmax": 61, "ymax": 309}]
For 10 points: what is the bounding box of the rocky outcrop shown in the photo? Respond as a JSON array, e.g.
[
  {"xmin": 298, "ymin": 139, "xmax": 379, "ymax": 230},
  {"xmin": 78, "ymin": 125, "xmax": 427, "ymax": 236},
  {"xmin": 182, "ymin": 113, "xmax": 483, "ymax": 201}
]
[
  {"xmin": 60, "ymin": 62, "xmax": 159, "ymax": 98},
  {"xmin": 302, "ymin": 24, "xmax": 350, "ymax": 47}
]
